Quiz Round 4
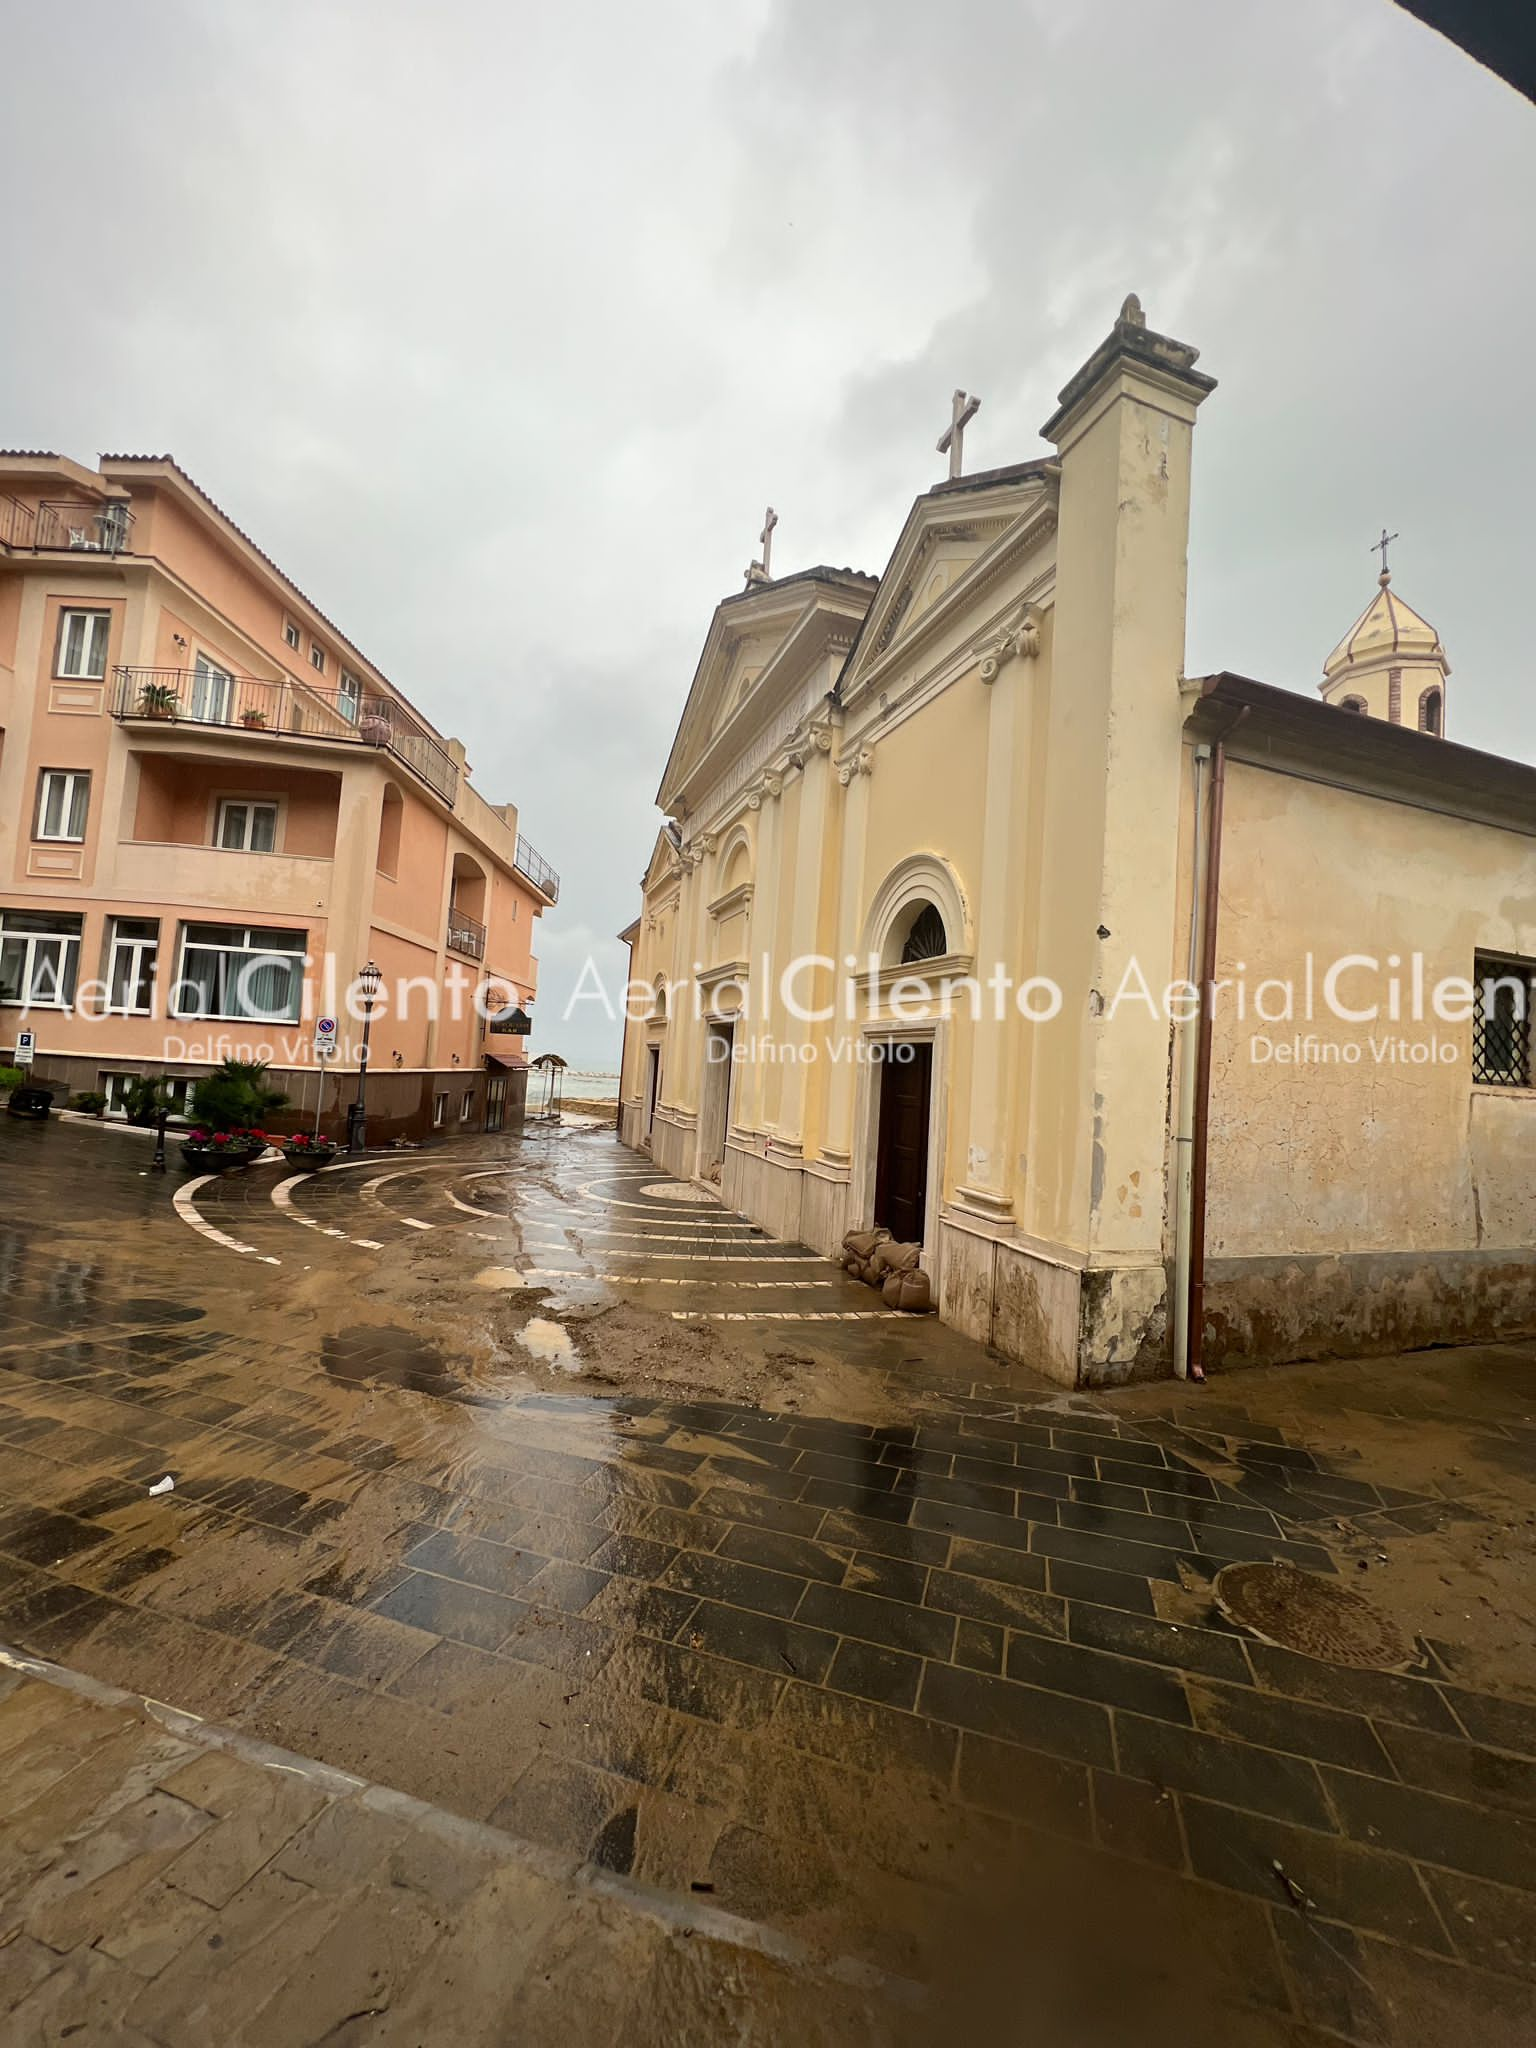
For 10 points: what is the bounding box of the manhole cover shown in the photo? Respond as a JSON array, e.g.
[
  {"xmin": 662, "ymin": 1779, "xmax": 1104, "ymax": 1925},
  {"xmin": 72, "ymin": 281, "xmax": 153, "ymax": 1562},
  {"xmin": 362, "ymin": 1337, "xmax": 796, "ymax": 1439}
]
[
  {"xmin": 639, "ymin": 1181, "xmax": 721, "ymax": 1206},
  {"xmin": 1213, "ymin": 1561, "xmax": 1412, "ymax": 1670}
]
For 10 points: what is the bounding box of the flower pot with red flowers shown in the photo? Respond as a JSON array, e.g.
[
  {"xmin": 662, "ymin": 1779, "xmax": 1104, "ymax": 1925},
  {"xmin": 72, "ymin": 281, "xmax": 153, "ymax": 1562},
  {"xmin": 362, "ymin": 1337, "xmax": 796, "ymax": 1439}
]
[
  {"xmin": 179, "ymin": 1126, "xmax": 269, "ymax": 1171},
  {"xmin": 281, "ymin": 1130, "xmax": 338, "ymax": 1169}
]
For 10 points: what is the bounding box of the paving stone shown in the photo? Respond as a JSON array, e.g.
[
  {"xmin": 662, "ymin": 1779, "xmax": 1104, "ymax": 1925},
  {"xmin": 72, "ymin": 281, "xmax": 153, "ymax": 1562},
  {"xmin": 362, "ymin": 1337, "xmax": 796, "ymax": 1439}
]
[
  {"xmin": 160, "ymin": 1770, "xmax": 330, "ymax": 1907},
  {"xmin": 1184, "ymin": 1675, "xmax": 1396, "ymax": 1777},
  {"xmin": 925, "ymin": 1567, "xmax": 1066, "ymax": 1637},
  {"xmin": 1066, "ymin": 1602, "xmax": 1253, "ymax": 1683},
  {"xmin": 622, "ymin": 1636, "xmax": 785, "ymax": 1728},
  {"xmin": 659, "ymin": 1549, "xmax": 806, "ymax": 1618},
  {"xmin": 1004, "ymin": 1630, "xmax": 1193, "ymax": 1724},
  {"xmin": 404, "ymin": 1528, "xmax": 548, "ymax": 1597},
  {"xmin": 369, "ymin": 1569, "xmax": 525, "ymax": 1650},
  {"xmin": 1323, "ymin": 1766, "xmax": 1536, "ymax": 1891},
  {"xmin": 1090, "ymin": 1769, "xmax": 1186, "ymax": 1870},
  {"xmin": 956, "ymin": 1730, "xmax": 1092, "ymax": 1835},
  {"xmin": 772, "ymin": 1680, "xmax": 958, "ymax": 1784},
  {"xmin": 1181, "ymin": 1797, "xmax": 1452, "ymax": 1952},
  {"xmin": 1378, "ymin": 1721, "xmax": 1536, "ymax": 1818},
  {"xmin": 716, "ymin": 1523, "xmax": 851, "ymax": 1584},
  {"xmin": 91, "ymin": 1875, "xmax": 218, "ymax": 1978},
  {"xmin": 824, "ymin": 1637, "xmax": 924, "ymax": 1710},
  {"xmin": 840, "ymin": 1549, "xmax": 930, "ymax": 1603},
  {"xmin": 1245, "ymin": 1642, "xmax": 1463, "ymax": 1734},
  {"xmin": 242, "ymin": 1883, "xmax": 449, "ymax": 2045},
  {"xmin": 918, "ymin": 1661, "xmax": 1115, "ymax": 1768},
  {"xmin": 123, "ymin": 1867, "xmax": 340, "ymax": 2045},
  {"xmin": 953, "ymin": 1619, "xmax": 1005, "ymax": 1674},
  {"xmin": 1428, "ymin": 1866, "xmax": 1536, "ymax": 1983},
  {"xmin": 679, "ymin": 1599, "xmax": 837, "ymax": 1684},
  {"xmin": 1444, "ymin": 1687, "xmax": 1536, "ymax": 1761},
  {"xmin": 1115, "ymin": 1712, "xmax": 1333, "ymax": 1829}
]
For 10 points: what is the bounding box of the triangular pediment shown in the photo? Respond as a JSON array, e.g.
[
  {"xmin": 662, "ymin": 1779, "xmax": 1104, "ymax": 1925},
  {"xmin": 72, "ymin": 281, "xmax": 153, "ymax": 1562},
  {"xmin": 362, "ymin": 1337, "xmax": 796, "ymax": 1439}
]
[
  {"xmin": 641, "ymin": 825, "xmax": 682, "ymax": 894},
  {"xmin": 841, "ymin": 464, "xmax": 1057, "ymax": 702},
  {"xmin": 658, "ymin": 569, "xmax": 875, "ymax": 814}
]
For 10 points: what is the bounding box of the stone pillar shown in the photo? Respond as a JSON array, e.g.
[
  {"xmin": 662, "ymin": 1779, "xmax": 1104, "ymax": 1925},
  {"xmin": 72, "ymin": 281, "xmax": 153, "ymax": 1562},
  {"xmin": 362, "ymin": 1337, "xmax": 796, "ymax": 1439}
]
[{"xmin": 1029, "ymin": 298, "xmax": 1216, "ymax": 1375}]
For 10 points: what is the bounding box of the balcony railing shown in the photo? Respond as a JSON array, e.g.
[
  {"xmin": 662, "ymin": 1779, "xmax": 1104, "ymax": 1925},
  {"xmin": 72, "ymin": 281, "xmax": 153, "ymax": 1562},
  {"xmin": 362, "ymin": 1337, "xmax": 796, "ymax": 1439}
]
[
  {"xmin": 0, "ymin": 498, "xmax": 137, "ymax": 553},
  {"xmin": 514, "ymin": 834, "xmax": 560, "ymax": 903},
  {"xmin": 111, "ymin": 666, "xmax": 458, "ymax": 806},
  {"xmin": 446, "ymin": 907, "xmax": 486, "ymax": 961}
]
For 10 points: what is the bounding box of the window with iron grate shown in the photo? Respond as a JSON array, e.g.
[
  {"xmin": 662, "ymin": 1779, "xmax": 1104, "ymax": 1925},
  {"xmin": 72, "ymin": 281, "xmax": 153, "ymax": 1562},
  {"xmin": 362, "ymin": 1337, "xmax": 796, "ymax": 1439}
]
[{"xmin": 1473, "ymin": 952, "xmax": 1534, "ymax": 1087}]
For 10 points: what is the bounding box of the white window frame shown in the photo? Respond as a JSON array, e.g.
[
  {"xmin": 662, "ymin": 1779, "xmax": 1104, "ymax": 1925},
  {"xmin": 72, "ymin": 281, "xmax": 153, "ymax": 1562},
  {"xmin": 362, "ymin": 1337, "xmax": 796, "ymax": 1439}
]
[
  {"xmin": 214, "ymin": 797, "xmax": 280, "ymax": 854},
  {"xmin": 189, "ymin": 651, "xmax": 235, "ymax": 724},
  {"xmin": 56, "ymin": 609, "xmax": 111, "ymax": 680},
  {"xmin": 105, "ymin": 918, "xmax": 159, "ymax": 1016},
  {"xmin": 433, "ymin": 1091, "xmax": 448, "ymax": 1128},
  {"xmin": 338, "ymin": 671, "xmax": 361, "ymax": 723},
  {"xmin": 171, "ymin": 923, "xmax": 307, "ymax": 1025},
  {"xmin": 309, "ymin": 643, "xmax": 326, "ymax": 673},
  {"xmin": 460, "ymin": 1088, "xmax": 475, "ymax": 1123},
  {"xmin": 283, "ymin": 617, "xmax": 301, "ymax": 651},
  {"xmin": 0, "ymin": 913, "xmax": 83, "ymax": 1010},
  {"xmin": 35, "ymin": 769, "xmax": 90, "ymax": 843}
]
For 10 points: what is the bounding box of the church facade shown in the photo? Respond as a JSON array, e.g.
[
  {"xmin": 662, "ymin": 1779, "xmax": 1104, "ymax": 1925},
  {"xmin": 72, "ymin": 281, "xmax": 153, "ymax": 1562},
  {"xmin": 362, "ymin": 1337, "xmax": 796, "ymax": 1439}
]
[{"xmin": 619, "ymin": 302, "xmax": 1536, "ymax": 1384}]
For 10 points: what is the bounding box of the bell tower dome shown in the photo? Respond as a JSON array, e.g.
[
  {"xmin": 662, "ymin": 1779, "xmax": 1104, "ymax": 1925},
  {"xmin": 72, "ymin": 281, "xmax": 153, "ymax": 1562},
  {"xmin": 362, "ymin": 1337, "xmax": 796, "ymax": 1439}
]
[{"xmin": 1320, "ymin": 540, "xmax": 1450, "ymax": 736}]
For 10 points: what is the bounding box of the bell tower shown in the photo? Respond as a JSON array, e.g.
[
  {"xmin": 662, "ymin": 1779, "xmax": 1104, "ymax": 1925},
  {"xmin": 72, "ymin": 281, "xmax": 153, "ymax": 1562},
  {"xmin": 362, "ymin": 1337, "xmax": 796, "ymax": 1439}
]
[{"xmin": 1319, "ymin": 536, "xmax": 1450, "ymax": 736}]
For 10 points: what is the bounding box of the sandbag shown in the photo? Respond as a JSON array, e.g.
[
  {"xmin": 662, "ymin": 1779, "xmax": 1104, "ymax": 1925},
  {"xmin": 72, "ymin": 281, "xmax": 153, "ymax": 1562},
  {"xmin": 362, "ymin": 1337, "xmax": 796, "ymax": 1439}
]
[
  {"xmin": 842, "ymin": 1227, "xmax": 890, "ymax": 1260},
  {"xmin": 873, "ymin": 1238, "xmax": 921, "ymax": 1277},
  {"xmin": 894, "ymin": 1268, "xmax": 933, "ymax": 1312}
]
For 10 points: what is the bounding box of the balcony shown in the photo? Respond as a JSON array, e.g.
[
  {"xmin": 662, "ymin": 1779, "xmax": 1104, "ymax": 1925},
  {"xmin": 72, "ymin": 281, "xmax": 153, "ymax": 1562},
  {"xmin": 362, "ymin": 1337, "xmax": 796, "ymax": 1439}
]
[
  {"xmin": 2, "ymin": 497, "xmax": 136, "ymax": 553},
  {"xmin": 446, "ymin": 907, "xmax": 486, "ymax": 961},
  {"xmin": 112, "ymin": 840, "xmax": 332, "ymax": 920},
  {"xmin": 514, "ymin": 834, "xmax": 560, "ymax": 904},
  {"xmin": 112, "ymin": 666, "xmax": 458, "ymax": 806}
]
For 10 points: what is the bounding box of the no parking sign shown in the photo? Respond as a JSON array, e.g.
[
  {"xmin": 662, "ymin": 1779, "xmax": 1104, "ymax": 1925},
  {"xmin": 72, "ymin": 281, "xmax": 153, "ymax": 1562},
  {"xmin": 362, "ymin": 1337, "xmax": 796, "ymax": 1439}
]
[{"xmin": 314, "ymin": 1016, "xmax": 339, "ymax": 1061}]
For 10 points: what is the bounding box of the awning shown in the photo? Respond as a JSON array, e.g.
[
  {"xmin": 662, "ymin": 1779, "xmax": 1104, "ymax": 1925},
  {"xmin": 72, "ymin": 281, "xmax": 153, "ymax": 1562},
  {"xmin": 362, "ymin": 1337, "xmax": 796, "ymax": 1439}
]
[{"xmin": 484, "ymin": 1051, "xmax": 528, "ymax": 1071}]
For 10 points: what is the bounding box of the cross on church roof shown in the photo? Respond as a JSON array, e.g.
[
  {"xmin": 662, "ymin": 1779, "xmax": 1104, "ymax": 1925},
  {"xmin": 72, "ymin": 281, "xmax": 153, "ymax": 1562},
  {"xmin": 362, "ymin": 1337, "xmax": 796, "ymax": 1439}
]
[
  {"xmin": 937, "ymin": 390, "xmax": 981, "ymax": 480},
  {"xmin": 1371, "ymin": 526, "xmax": 1399, "ymax": 581},
  {"xmin": 744, "ymin": 505, "xmax": 778, "ymax": 587}
]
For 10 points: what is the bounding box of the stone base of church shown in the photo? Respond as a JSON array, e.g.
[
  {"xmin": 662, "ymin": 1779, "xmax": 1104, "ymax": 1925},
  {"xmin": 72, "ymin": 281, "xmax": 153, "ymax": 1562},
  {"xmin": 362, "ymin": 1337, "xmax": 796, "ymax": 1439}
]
[{"xmin": 1204, "ymin": 1248, "xmax": 1536, "ymax": 1371}]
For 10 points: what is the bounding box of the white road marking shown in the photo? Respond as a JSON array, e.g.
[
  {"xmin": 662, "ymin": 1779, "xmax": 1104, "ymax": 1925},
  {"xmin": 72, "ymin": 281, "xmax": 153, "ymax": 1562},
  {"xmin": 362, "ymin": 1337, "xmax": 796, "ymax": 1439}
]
[
  {"xmin": 670, "ymin": 1310, "xmax": 904, "ymax": 1322},
  {"xmin": 523, "ymin": 1270, "xmax": 834, "ymax": 1288},
  {"xmin": 402, "ymin": 1218, "xmax": 433, "ymax": 1231},
  {"xmin": 172, "ymin": 1177, "xmax": 281, "ymax": 1265},
  {"xmin": 519, "ymin": 1241, "xmax": 823, "ymax": 1263},
  {"xmin": 270, "ymin": 1170, "xmax": 406, "ymax": 1252}
]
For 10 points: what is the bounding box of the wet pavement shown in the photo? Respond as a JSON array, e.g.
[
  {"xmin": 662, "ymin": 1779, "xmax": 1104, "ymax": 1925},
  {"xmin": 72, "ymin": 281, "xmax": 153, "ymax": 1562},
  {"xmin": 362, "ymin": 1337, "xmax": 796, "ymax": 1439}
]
[{"xmin": 3, "ymin": 1115, "xmax": 1536, "ymax": 2043}]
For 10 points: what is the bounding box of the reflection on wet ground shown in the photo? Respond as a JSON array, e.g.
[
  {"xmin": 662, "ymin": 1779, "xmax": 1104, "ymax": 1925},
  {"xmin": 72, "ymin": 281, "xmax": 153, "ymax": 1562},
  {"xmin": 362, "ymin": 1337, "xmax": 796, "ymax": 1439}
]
[{"xmin": 2, "ymin": 1118, "xmax": 1536, "ymax": 2041}]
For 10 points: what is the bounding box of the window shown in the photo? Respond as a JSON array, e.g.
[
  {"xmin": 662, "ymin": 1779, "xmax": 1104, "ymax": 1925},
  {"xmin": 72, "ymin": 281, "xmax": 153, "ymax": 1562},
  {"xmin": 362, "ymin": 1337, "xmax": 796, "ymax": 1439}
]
[
  {"xmin": 309, "ymin": 644, "xmax": 326, "ymax": 673},
  {"xmin": 433, "ymin": 1091, "xmax": 448, "ymax": 1128},
  {"xmin": 172, "ymin": 923, "xmax": 306, "ymax": 1023},
  {"xmin": 189, "ymin": 652, "xmax": 234, "ymax": 723},
  {"xmin": 1340, "ymin": 696, "xmax": 1368, "ymax": 715},
  {"xmin": 56, "ymin": 609, "xmax": 110, "ymax": 679},
  {"xmin": 1473, "ymin": 952, "xmax": 1534, "ymax": 1088},
  {"xmin": 215, "ymin": 799, "xmax": 278, "ymax": 853},
  {"xmin": 1420, "ymin": 688, "xmax": 1443, "ymax": 736},
  {"xmin": 900, "ymin": 902, "xmax": 948, "ymax": 965},
  {"xmin": 106, "ymin": 918, "xmax": 159, "ymax": 1015},
  {"xmin": 0, "ymin": 911, "xmax": 82, "ymax": 1008},
  {"xmin": 283, "ymin": 618, "xmax": 301, "ymax": 651},
  {"xmin": 35, "ymin": 770, "xmax": 90, "ymax": 843},
  {"xmin": 460, "ymin": 1088, "xmax": 475, "ymax": 1123},
  {"xmin": 338, "ymin": 671, "xmax": 361, "ymax": 723}
]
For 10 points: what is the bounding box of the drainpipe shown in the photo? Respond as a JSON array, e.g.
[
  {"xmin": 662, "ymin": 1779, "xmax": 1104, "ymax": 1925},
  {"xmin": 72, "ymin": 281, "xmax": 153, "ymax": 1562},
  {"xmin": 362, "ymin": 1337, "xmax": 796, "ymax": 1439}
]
[
  {"xmin": 1170, "ymin": 744, "xmax": 1209, "ymax": 1379},
  {"xmin": 1186, "ymin": 709, "xmax": 1247, "ymax": 1383}
]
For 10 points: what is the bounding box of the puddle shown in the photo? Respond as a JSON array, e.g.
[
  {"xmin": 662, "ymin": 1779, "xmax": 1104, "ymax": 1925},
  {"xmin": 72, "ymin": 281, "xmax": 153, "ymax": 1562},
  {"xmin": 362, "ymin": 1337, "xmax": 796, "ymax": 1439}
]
[
  {"xmin": 474, "ymin": 1266, "xmax": 532, "ymax": 1291},
  {"xmin": 321, "ymin": 1328, "xmax": 495, "ymax": 1405},
  {"xmin": 516, "ymin": 1317, "xmax": 580, "ymax": 1373}
]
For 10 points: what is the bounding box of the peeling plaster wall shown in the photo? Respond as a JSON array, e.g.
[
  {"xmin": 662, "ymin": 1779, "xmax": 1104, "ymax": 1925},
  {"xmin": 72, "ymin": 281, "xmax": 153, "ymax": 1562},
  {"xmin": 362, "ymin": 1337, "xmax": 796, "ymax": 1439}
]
[{"xmin": 1203, "ymin": 761, "xmax": 1536, "ymax": 1363}]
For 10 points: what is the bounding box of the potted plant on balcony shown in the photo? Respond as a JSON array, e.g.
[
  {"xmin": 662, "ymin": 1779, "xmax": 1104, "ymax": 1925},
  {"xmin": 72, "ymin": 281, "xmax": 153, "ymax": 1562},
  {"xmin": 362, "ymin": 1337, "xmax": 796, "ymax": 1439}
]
[
  {"xmin": 281, "ymin": 1129, "xmax": 338, "ymax": 1169},
  {"xmin": 137, "ymin": 681, "xmax": 179, "ymax": 720},
  {"xmin": 239, "ymin": 707, "xmax": 268, "ymax": 730},
  {"xmin": 358, "ymin": 709, "xmax": 392, "ymax": 746}
]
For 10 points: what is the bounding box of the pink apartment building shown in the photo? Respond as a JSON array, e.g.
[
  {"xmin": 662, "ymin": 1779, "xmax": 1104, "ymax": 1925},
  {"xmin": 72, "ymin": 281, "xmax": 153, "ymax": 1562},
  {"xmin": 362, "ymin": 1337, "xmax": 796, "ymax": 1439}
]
[{"xmin": 0, "ymin": 452, "xmax": 555, "ymax": 1139}]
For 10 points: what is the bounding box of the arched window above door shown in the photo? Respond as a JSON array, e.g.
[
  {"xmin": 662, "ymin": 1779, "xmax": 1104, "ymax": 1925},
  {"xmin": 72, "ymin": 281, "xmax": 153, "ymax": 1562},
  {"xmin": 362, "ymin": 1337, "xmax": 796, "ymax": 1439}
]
[{"xmin": 899, "ymin": 902, "xmax": 947, "ymax": 964}]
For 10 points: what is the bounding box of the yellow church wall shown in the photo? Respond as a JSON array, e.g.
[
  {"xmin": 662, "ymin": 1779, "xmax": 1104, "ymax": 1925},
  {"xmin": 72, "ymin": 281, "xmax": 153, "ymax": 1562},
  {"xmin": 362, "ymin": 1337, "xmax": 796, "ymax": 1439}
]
[{"xmin": 1202, "ymin": 759, "xmax": 1536, "ymax": 1361}]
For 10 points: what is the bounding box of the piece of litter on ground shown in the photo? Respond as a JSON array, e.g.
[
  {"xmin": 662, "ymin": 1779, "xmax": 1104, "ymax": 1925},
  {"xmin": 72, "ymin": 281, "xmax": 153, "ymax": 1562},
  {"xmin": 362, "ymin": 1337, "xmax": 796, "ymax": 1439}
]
[
  {"xmin": 1271, "ymin": 1858, "xmax": 1315, "ymax": 1912},
  {"xmin": 148, "ymin": 1475, "xmax": 175, "ymax": 1496}
]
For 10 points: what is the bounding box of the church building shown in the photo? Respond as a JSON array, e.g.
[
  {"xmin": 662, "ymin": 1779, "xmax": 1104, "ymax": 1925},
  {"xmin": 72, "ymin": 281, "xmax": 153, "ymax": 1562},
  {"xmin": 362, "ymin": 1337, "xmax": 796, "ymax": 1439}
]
[{"xmin": 619, "ymin": 301, "xmax": 1536, "ymax": 1385}]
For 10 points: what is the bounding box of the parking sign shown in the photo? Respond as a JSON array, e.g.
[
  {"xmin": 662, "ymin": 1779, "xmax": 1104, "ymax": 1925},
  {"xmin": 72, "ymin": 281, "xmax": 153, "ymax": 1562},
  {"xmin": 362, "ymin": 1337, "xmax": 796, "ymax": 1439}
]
[
  {"xmin": 14, "ymin": 1030, "xmax": 35, "ymax": 1069},
  {"xmin": 314, "ymin": 1016, "xmax": 338, "ymax": 1061}
]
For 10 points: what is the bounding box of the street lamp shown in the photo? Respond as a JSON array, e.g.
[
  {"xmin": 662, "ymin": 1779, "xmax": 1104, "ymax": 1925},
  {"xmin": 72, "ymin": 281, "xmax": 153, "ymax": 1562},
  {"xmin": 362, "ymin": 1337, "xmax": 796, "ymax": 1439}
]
[{"xmin": 346, "ymin": 960, "xmax": 383, "ymax": 1154}]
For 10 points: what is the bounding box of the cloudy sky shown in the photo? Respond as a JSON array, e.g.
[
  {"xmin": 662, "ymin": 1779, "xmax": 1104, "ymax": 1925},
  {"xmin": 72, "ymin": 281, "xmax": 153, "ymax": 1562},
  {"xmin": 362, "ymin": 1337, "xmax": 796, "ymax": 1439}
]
[{"xmin": 3, "ymin": 1, "xmax": 1530, "ymax": 1068}]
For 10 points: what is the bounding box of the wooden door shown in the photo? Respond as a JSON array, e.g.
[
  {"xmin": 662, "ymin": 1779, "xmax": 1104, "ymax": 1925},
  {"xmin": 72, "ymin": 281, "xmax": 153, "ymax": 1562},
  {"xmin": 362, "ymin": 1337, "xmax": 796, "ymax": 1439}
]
[{"xmin": 873, "ymin": 1041, "xmax": 932, "ymax": 1244}]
